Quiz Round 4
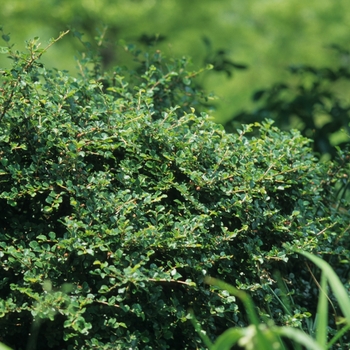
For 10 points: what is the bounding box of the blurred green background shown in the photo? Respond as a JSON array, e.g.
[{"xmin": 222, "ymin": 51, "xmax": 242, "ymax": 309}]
[{"xmin": 1, "ymin": 0, "xmax": 350, "ymax": 125}]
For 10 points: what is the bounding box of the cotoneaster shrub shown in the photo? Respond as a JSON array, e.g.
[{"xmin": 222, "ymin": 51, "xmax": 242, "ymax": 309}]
[{"xmin": 0, "ymin": 33, "xmax": 349, "ymax": 349}]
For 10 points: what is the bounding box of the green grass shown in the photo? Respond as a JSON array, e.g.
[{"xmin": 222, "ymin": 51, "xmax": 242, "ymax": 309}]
[{"xmin": 191, "ymin": 251, "xmax": 350, "ymax": 350}]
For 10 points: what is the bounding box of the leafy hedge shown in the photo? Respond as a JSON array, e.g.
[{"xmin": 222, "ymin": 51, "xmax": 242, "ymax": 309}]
[{"xmin": 0, "ymin": 33, "xmax": 349, "ymax": 349}]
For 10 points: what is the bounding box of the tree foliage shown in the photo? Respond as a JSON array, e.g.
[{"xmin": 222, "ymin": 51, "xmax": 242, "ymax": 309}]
[
  {"xmin": 2, "ymin": 0, "xmax": 350, "ymax": 123},
  {"xmin": 0, "ymin": 33, "xmax": 349, "ymax": 349},
  {"xmin": 227, "ymin": 45, "xmax": 350, "ymax": 157}
]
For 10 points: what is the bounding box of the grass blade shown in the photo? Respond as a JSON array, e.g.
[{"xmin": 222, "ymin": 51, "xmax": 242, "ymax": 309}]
[
  {"xmin": 275, "ymin": 327, "xmax": 323, "ymax": 350},
  {"xmin": 211, "ymin": 328, "xmax": 245, "ymax": 350},
  {"xmin": 0, "ymin": 344, "xmax": 12, "ymax": 350},
  {"xmin": 189, "ymin": 309, "xmax": 214, "ymax": 348},
  {"xmin": 205, "ymin": 276, "xmax": 260, "ymax": 326},
  {"xmin": 327, "ymin": 323, "xmax": 350, "ymax": 349},
  {"xmin": 315, "ymin": 272, "xmax": 328, "ymax": 347},
  {"xmin": 299, "ymin": 251, "xmax": 350, "ymax": 322},
  {"xmin": 204, "ymin": 276, "xmax": 272, "ymax": 349}
]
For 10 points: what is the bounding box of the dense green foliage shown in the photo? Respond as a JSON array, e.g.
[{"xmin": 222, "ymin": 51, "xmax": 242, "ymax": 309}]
[{"xmin": 0, "ymin": 35, "xmax": 349, "ymax": 349}]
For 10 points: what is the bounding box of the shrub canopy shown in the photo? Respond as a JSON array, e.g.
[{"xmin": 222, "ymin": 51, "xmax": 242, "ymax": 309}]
[{"xmin": 0, "ymin": 35, "xmax": 349, "ymax": 349}]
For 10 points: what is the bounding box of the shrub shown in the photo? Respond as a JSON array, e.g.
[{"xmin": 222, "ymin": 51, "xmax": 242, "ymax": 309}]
[{"xmin": 0, "ymin": 33, "xmax": 349, "ymax": 349}]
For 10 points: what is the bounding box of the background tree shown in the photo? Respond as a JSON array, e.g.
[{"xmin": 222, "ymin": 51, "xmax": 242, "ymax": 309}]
[
  {"xmin": 1, "ymin": 0, "xmax": 350, "ymax": 125},
  {"xmin": 225, "ymin": 45, "xmax": 350, "ymax": 157}
]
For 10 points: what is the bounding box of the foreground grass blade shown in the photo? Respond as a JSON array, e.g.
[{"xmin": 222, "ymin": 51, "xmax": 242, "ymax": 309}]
[
  {"xmin": 205, "ymin": 277, "xmax": 260, "ymax": 326},
  {"xmin": 299, "ymin": 251, "xmax": 350, "ymax": 321},
  {"xmin": 315, "ymin": 272, "xmax": 328, "ymax": 347},
  {"xmin": 210, "ymin": 328, "xmax": 246, "ymax": 350},
  {"xmin": 327, "ymin": 323, "xmax": 350, "ymax": 349},
  {"xmin": 275, "ymin": 327, "xmax": 323, "ymax": 350},
  {"xmin": 0, "ymin": 343, "xmax": 12, "ymax": 350},
  {"xmin": 189, "ymin": 310, "xmax": 214, "ymax": 348},
  {"xmin": 204, "ymin": 276, "xmax": 272, "ymax": 349},
  {"xmin": 191, "ymin": 252, "xmax": 350, "ymax": 350}
]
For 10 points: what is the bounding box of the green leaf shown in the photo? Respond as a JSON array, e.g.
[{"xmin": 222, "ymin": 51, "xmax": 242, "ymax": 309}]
[
  {"xmin": 1, "ymin": 34, "xmax": 10, "ymax": 42},
  {"xmin": 0, "ymin": 46, "xmax": 9, "ymax": 54}
]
